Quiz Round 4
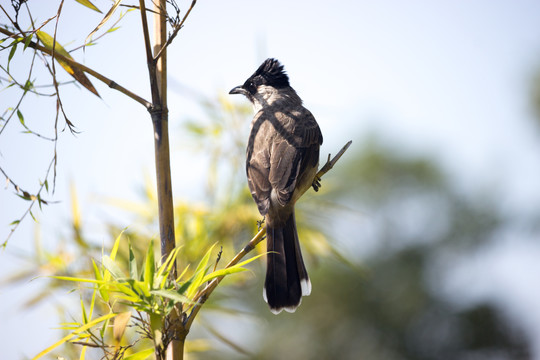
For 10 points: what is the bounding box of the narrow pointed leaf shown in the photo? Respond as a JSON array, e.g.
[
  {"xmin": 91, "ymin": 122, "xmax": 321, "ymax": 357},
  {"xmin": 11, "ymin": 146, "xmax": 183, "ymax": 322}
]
[
  {"xmin": 74, "ymin": 0, "xmax": 102, "ymax": 13},
  {"xmin": 123, "ymin": 348, "xmax": 154, "ymax": 360},
  {"xmin": 102, "ymin": 255, "xmax": 126, "ymax": 281},
  {"xmin": 186, "ymin": 244, "xmax": 215, "ymax": 298},
  {"xmin": 144, "ymin": 240, "xmax": 155, "ymax": 290},
  {"xmin": 85, "ymin": 0, "xmax": 122, "ymax": 45},
  {"xmin": 33, "ymin": 313, "xmax": 116, "ymax": 359},
  {"xmin": 151, "ymin": 289, "xmax": 192, "ymax": 304},
  {"xmin": 128, "ymin": 241, "xmax": 138, "ymax": 280},
  {"xmin": 201, "ymin": 267, "xmax": 248, "ymax": 283},
  {"xmin": 36, "ymin": 31, "xmax": 100, "ymax": 97}
]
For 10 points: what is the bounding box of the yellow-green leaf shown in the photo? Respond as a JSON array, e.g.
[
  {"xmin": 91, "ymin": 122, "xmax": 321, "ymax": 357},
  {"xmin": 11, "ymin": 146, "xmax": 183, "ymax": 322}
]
[
  {"xmin": 74, "ymin": 0, "xmax": 102, "ymax": 13},
  {"xmin": 85, "ymin": 0, "xmax": 122, "ymax": 45},
  {"xmin": 186, "ymin": 244, "xmax": 216, "ymax": 298},
  {"xmin": 144, "ymin": 240, "xmax": 155, "ymax": 290},
  {"xmin": 35, "ymin": 31, "xmax": 100, "ymax": 97},
  {"xmin": 123, "ymin": 348, "xmax": 154, "ymax": 360},
  {"xmin": 201, "ymin": 267, "xmax": 247, "ymax": 283},
  {"xmin": 33, "ymin": 313, "xmax": 116, "ymax": 359}
]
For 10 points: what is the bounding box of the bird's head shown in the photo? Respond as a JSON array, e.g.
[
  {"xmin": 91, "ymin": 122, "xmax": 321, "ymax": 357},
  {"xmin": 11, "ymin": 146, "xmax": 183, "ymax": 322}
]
[{"xmin": 229, "ymin": 58, "xmax": 290, "ymax": 105}]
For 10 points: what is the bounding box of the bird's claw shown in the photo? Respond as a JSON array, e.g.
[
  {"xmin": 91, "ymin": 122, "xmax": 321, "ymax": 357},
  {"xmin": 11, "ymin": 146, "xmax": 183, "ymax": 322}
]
[
  {"xmin": 257, "ymin": 218, "xmax": 265, "ymax": 231},
  {"xmin": 312, "ymin": 176, "xmax": 322, "ymax": 192}
]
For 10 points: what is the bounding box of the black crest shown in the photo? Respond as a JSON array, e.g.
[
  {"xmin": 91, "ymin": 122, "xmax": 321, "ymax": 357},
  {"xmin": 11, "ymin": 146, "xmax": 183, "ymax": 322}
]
[{"xmin": 243, "ymin": 58, "xmax": 290, "ymax": 93}]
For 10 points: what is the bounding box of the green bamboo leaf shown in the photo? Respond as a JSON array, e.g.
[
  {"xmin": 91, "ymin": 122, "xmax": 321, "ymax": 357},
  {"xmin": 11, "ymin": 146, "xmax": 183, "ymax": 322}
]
[
  {"xmin": 109, "ymin": 229, "xmax": 124, "ymax": 261},
  {"xmin": 149, "ymin": 312, "xmax": 163, "ymax": 348},
  {"xmin": 102, "ymin": 255, "xmax": 126, "ymax": 281},
  {"xmin": 74, "ymin": 0, "xmax": 102, "ymax": 13},
  {"xmin": 80, "ymin": 295, "xmax": 88, "ymax": 324},
  {"xmin": 201, "ymin": 267, "xmax": 248, "ymax": 283},
  {"xmin": 123, "ymin": 348, "xmax": 154, "ymax": 360},
  {"xmin": 92, "ymin": 259, "xmax": 109, "ymax": 302},
  {"xmin": 23, "ymin": 34, "xmax": 33, "ymax": 50},
  {"xmin": 8, "ymin": 41, "xmax": 17, "ymax": 64},
  {"xmin": 151, "ymin": 289, "xmax": 192, "ymax": 304},
  {"xmin": 129, "ymin": 279, "xmax": 151, "ymax": 298},
  {"xmin": 128, "ymin": 240, "xmax": 138, "ymax": 280},
  {"xmin": 156, "ymin": 246, "xmax": 181, "ymax": 289},
  {"xmin": 88, "ymin": 284, "xmax": 98, "ymax": 321},
  {"xmin": 33, "ymin": 313, "xmax": 116, "ymax": 359},
  {"xmin": 17, "ymin": 109, "xmax": 27, "ymax": 129},
  {"xmin": 175, "ymin": 264, "xmax": 190, "ymax": 282},
  {"xmin": 186, "ymin": 244, "xmax": 216, "ymax": 298},
  {"xmin": 52, "ymin": 275, "xmax": 105, "ymax": 285},
  {"xmin": 144, "ymin": 240, "xmax": 155, "ymax": 290}
]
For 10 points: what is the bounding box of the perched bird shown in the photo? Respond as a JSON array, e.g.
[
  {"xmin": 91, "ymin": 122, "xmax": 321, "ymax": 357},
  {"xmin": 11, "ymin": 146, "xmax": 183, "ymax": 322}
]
[{"xmin": 229, "ymin": 58, "xmax": 323, "ymax": 314}]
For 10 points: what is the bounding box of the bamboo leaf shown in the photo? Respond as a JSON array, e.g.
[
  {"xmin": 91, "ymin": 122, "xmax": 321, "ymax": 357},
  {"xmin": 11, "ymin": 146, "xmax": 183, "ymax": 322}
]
[
  {"xmin": 150, "ymin": 289, "xmax": 192, "ymax": 304},
  {"xmin": 8, "ymin": 41, "xmax": 17, "ymax": 67},
  {"xmin": 109, "ymin": 229, "xmax": 125, "ymax": 261},
  {"xmin": 85, "ymin": 0, "xmax": 122, "ymax": 45},
  {"xmin": 17, "ymin": 109, "xmax": 28, "ymax": 129},
  {"xmin": 52, "ymin": 275, "xmax": 105, "ymax": 285},
  {"xmin": 92, "ymin": 259, "xmax": 109, "ymax": 302},
  {"xmin": 123, "ymin": 348, "xmax": 154, "ymax": 360},
  {"xmin": 33, "ymin": 313, "xmax": 116, "ymax": 359},
  {"xmin": 102, "ymin": 255, "xmax": 126, "ymax": 281},
  {"xmin": 128, "ymin": 240, "xmax": 138, "ymax": 280},
  {"xmin": 144, "ymin": 240, "xmax": 155, "ymax": 290},
  {"xmin": 35, "ymin": 31, "xmax": 100, "ymax": 97},
  {"xmin": 113, "ymin": 311, "xmax": 131, "ymax": 345},
  {"xmin": 23, "ymin": 34, "xmax": 33, "ymax": 50},
  {"xmin": 201, "ymin": 267, "xmax": 248, "ymax": 283},
  {"xmin": 149, "ymin": 312, "xmax": 163, "ymax": 348},
  {"xmin": 186, "ymin": 244, "xmax": 215, "ymax": 298},
  {"xmin": 74, "ymin": 0, "xmax": 102, "ymax": 13}
]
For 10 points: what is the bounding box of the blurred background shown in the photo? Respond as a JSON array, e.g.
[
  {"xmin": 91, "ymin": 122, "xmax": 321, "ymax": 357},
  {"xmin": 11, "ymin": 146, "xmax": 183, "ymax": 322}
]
[{"xmin": 2, "ymin": 0, "xmax": 540, "ymax": 359}]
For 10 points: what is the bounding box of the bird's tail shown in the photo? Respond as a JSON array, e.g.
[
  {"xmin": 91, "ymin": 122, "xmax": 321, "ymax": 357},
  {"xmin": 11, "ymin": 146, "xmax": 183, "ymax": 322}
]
[{"xmin": 263, "ymin": 212, "xmax": 311, "ymax": 314}]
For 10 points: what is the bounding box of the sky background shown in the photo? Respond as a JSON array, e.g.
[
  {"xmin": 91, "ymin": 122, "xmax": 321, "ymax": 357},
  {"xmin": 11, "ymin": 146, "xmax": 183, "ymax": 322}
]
[{"xmin": 3, "ymin": 0, "xmax": 540, "ymax": 358}]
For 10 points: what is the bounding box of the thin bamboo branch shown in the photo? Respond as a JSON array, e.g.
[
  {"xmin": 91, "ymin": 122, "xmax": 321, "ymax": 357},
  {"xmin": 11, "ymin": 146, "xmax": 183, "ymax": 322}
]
[
  {"xmin": 139, "ymin": 0, "xmax": 161, "ymax": 106},
  {"xmin": 153, "ymin": 0, "xmax": 197, "ymax": 62},
  {"xmin": 0, "ymin": 27, "xmax": 152, "ymax": 109}
]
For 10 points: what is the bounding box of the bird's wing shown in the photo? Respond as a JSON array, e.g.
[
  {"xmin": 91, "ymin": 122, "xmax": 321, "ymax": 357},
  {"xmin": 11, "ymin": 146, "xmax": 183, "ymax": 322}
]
[
  {"xmin": 246, "ymin": 113, "xmax": 272, "ymax": 215},
  {"xmin": 268, "ymin": 109, "xmax": 323, "ymax": 206}
]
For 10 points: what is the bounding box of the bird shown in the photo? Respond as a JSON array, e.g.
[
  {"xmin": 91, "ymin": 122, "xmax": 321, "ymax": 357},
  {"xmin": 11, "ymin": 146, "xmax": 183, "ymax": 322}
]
[{"xmin": 229, "ymin": 58, "xmax": 323, "ymax": 314}]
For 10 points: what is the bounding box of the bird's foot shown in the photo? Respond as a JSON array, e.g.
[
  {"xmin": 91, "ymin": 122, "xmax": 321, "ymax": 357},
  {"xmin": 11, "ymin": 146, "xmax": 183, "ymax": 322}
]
[
  {"xmin": 257, "ymin": 218, "xmax": 265, "ymax": 231},
  {"xmin": 312, "ymin": 176, "xmax": 322, "ymax": 192}
]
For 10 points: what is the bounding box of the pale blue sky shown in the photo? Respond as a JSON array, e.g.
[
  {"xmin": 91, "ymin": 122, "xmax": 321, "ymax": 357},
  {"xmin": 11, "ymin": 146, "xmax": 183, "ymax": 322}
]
[{"xmin": 3, "ymin": 0, "xmax": 540, "ymax": 358}]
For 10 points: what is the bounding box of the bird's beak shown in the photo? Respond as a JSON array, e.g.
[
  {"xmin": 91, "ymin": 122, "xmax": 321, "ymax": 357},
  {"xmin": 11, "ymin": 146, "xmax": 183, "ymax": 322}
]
[{"xmin": 229, "ymin": 86, "xmax": 247, "ymax": 95}]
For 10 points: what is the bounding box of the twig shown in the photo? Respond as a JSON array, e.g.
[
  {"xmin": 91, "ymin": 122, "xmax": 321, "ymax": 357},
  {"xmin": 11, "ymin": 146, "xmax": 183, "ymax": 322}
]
[
  {"xmin": 153, "ymin": 0, "xmax": 197, "ymax": 62},
  {"xmin": 316, "ymin": 140, "xmax": 352, "ymax": 179},
  {"xmin": 138, "ymin": 0, "xmax": 161, "ymax": 106}
]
